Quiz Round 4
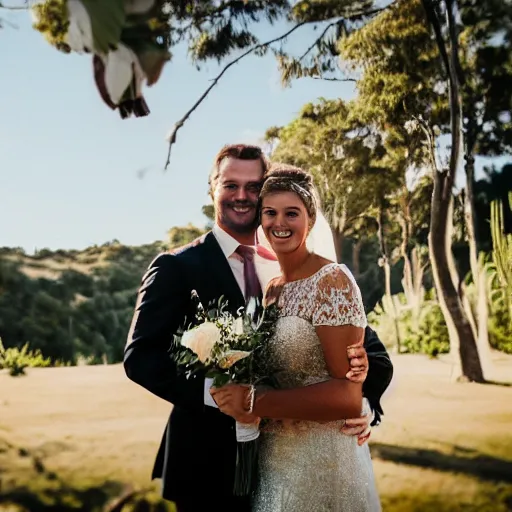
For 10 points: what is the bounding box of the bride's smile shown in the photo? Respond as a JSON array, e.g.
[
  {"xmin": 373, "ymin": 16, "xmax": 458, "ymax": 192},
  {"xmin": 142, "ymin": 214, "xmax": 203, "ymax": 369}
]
[{"xmin": 260, "ymin": 191, "xmax": 310, "ymax": 254}]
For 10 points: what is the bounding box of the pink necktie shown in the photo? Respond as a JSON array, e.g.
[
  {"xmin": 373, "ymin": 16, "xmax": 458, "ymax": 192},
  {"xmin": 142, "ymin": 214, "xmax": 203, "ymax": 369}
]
[
  {"xmin": 256, "ymin": 244, "xmax": 278, "ymax": 261},
  {"xmin": 236, "ymin": 245, "xmax": 262, "ymax": 301}
]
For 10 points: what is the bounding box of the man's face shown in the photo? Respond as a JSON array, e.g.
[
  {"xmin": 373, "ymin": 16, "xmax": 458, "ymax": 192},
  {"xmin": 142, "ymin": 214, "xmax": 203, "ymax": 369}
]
[{"xmin": 213, "ymin": 157, "xmax": 264, "ymax": 237}]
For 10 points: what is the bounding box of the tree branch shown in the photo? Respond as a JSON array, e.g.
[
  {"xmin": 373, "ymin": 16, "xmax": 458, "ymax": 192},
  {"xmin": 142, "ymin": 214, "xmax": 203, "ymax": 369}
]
[
  {"xmin": 443, "ymin": 0, "xmax": 463, "ymax": 200},
  {"xmin": 420, "ymin": 0, "xmax": 461, "ymax": 201},
  {"xmin": 0, "ymin": 1, "xmax": 30, "ymax": 10},
  {"xmin": 164, "ymin": 21, "xmax": 308, "ymax": 170},
  {"xmin": 421, "ymin": 0, "xmax": 451, "ymax": 81},
  {"xmin": 414, "ymin": 115, "xmax": 440, "ymax": 174},
  {"xmin": 298, "ymin": 19, "xmax": 343, "ymax": 61},
  {"xmin": 312, "ymin": 76, "xmax": 356, "ymax": 82},
  {"xmin": 297, "ymin": 4, "xmax": 396, "ymax": 63},
  {"xmin": 445, "ymin": 0, "xmax": 465, "ymax": 86},
  {"xmin": 163, "ymin": 1, "xmax": 399, "ymax": 169}
]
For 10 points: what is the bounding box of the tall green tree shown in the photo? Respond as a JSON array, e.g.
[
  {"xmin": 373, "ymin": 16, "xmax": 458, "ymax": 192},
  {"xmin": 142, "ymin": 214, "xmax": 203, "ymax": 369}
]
[
  {"xmin": 418, "ymin": 0, "xmax": 511, "ymax": 380},
  {"xmin": 337, "ymin": 0, "xmax": 486, "ymax": 380},
  {"xmin": 266, "ymin": 99, "xmax": 400, "ymax": 262},
  {"xmin": 266, "ymin": 98, "xmax": 416, "ymax": 349},
  {"xmin": 202, "ymin": 204, "xmax": 215, "ymax": 229},
  {"xmin": 167, "ymin": 223, "xmax": 205, "ymax": 248}
]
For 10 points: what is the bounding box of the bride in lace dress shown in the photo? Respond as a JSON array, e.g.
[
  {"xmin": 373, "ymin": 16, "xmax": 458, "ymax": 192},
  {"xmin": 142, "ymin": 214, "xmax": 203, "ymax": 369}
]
[{"xmin": 212, "ymin": 165, "xmax": 381, "ymax": 512}]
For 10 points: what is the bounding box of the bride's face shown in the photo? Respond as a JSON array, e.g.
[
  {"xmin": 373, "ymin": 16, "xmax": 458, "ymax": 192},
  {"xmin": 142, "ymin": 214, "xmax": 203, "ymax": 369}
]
[{"xmin": 260, "ymin": 191, "xmax": 310, "ymax": 254}]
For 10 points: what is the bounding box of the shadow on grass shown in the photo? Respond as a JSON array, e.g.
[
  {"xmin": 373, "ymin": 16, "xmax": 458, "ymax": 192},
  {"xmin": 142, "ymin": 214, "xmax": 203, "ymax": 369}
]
[
  {"xmin": 0, "ymin": 482, "xmax": 173, "ymax": 512},
  {"xmin": 0, "ymin": 481, "xmax": 123, "ymax": 512},
  {"xmin": 483, "ymin": 379, "xmax": 512, "ymax": 388},
  {"xmin": 0, "ymin": 437, "xmax": 173, "ymax": 511},
  {"xmin": 371, "ymin": 442, "xmax": 512, "ymax": 483}
]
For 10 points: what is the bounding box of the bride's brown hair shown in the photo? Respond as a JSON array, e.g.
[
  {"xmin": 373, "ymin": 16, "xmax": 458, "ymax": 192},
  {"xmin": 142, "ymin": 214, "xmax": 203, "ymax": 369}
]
[{"xmin": 259, "ymin": 163, "xmax": 317, "ymax": 228}]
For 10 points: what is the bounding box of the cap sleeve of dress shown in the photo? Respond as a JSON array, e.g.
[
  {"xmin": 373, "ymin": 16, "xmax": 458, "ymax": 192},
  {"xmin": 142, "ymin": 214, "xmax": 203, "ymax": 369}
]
[{"xmin": 311, "ymin": 264, "xmax": 367, "ymax": 328}]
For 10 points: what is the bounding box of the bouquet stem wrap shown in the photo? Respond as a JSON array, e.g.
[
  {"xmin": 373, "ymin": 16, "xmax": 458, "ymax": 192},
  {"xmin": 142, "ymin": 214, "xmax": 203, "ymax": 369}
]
[
  {"xmin": 205, "ymin": 377, "xmax": 260, "ymax": 496},
  {"xmin": 234, "ymin": 423, "xmax": 260, "ymax": 496}
]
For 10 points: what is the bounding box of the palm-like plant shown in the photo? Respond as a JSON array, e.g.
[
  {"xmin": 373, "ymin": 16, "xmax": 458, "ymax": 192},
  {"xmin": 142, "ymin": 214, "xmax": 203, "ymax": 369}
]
[{"xmin": 489, "ymin": 192, "xmax": 512, "ymax": 329}]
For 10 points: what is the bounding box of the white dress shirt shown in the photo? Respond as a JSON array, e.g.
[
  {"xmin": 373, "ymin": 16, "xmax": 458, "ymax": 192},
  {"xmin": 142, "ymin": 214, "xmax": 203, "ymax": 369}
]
[{"xmin": 212, "ymin": 224, "xmax": 280, "ymax": 296}]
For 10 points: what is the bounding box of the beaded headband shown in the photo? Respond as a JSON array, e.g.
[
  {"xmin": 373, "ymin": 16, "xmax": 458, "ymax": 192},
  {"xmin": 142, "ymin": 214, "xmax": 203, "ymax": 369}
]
[{"xmin": 260, "ymin": 175, "xmax": 317, "ymax": 228}]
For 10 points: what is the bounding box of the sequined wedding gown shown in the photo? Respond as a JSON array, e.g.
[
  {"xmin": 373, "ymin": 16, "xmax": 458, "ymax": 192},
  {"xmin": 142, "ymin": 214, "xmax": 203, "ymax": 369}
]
[{"xmin": 253, "ymin": 263, "xmax": 381, "ymax": 512}]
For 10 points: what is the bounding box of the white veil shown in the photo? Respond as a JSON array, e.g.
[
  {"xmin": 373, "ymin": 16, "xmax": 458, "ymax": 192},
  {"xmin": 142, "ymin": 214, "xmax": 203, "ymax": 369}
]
[{"xmin": 305, "ymin": 208, "xmax": 338, "ymax": 262}]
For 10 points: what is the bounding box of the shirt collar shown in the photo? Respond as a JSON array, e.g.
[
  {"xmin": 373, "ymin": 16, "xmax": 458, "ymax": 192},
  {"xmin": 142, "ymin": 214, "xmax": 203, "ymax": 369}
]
[{"xmin": 212, "ymin": 224, "xmax": 256, "ymax": 259}]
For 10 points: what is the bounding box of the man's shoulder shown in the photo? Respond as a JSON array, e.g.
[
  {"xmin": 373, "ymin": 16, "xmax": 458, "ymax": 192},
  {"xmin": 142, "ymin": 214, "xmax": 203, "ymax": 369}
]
[
  {"xmin": 169, "ymin": 232, "xmax": 212, "ymax": 257},
  {"xmin": 148, "ymin": 232, "xmax": 212, "ymax": 267},
  {"xmin": 144, "ymin": 231, "xmax": 222, "ymax": 273}
]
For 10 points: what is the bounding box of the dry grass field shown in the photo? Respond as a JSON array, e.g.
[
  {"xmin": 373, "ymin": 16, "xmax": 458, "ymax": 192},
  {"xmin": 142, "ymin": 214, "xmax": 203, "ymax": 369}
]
[{"xmin": 1, "ymin": 353, "xmax": 512, "ymax": 512}]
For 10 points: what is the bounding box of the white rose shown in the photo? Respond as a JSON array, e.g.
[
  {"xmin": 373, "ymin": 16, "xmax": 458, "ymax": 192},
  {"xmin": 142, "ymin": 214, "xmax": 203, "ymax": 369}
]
[{"xmin": 180, "ymin": 322, "xmax": 222, "ymax": 363}]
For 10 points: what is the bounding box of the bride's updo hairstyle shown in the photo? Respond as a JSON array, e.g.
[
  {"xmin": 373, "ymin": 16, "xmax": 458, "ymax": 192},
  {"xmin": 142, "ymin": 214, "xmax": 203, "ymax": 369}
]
[{"xmin": 259, "ymin": 163, "xmax": 317, "ymax": 229}]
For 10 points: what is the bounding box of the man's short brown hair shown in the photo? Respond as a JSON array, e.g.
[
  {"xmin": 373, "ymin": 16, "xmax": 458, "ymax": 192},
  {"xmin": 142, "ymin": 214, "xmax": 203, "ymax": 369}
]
[{"xmin": 208, "ymin": 144, "xmax": 269, "ymax": 198}]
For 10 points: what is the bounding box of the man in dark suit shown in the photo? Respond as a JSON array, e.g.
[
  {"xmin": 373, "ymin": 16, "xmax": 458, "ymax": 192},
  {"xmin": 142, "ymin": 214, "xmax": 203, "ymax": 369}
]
[{"xmin": 124, "ymin": 144, "xmax": 393, "ymax": 512}]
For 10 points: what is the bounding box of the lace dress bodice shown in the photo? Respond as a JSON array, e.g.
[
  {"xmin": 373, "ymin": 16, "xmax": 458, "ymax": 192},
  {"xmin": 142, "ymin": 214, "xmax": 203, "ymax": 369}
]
[{"xmin": 267, "ymin": 263, "xmax": 367, "ymax": 390}]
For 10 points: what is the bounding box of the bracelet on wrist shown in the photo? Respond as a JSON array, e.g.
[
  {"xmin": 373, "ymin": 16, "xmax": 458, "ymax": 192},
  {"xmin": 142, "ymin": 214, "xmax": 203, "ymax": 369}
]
[
  {"xmin": 248, "ymin": 385, "xmax": 256, "ymax": 414},
  {"xmin": 243, "ymin": 385, "xmax": 256, "ymax": 413}
]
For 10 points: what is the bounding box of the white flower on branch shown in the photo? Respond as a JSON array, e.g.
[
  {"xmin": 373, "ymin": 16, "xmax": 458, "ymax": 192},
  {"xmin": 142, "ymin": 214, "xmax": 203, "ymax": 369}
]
[
  {"xmin": 65, "ymin": 0, "xmax": 93, "ymax": 52},
  {"xmin": 31, "ymin": 0, "xmax": 169, "ymax": 118}
]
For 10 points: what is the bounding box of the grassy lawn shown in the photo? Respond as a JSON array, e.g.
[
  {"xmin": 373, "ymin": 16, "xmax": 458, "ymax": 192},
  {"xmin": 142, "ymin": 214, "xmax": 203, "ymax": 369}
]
[{"xmin": 1, "ymin": 353, "xmax": 511, "ymax": 511}]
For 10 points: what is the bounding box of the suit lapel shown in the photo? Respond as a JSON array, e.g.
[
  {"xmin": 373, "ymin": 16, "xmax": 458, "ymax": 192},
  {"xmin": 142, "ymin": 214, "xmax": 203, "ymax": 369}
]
[{"xmin": 201, "ymin": 232, "xmax": 245, "ymax": 312}]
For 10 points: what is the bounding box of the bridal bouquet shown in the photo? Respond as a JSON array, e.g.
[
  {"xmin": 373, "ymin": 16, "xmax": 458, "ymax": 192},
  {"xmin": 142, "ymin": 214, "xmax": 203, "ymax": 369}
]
[{"xmin": 171, "ymin": 290, "xmax": 279, "ymax": 496}]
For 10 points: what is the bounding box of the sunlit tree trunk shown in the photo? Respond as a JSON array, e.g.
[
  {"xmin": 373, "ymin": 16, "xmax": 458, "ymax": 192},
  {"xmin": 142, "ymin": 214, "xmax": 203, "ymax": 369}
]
[
  {"xmin": 352, "ymin": 238, "xmax": 363, "ymax": 277},
  {"xmin": 331, "ymin": 227, "xmax": 344, "ymax": 264},
  {"xmin": 398, "ymin": 194, "xmax": 414, "ymax": 304},
  {"xmin": 377, "ymin": 203, "xmax": 402, "ymax": 352},
  {"xmin": 422, "ymin": 0, "xmax": 484, "ymax": 382}
]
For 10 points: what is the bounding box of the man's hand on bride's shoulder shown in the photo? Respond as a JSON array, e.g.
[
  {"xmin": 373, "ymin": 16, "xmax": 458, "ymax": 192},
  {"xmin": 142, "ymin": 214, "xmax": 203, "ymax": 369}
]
[
  {"xmin": 346, "ymin": 343, "xmax": 368, "ymax": 383},
  {"xmin": 210, "ymin": 384, "xmax": 260, "ymax": 425}
]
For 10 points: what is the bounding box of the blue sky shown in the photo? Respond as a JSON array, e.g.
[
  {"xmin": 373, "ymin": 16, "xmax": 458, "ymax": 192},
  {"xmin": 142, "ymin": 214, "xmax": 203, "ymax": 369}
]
[
  {"xmin": 0, "ymin": 8, "xmax": 508, "ymax": 253},
  {"xmin": 1, "ymin": 10, "xmax": 355, "ymax": 253}
]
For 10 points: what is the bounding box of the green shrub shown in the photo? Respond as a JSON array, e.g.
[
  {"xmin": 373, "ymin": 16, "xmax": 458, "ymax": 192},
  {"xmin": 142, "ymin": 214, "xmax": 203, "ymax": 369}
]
[
  {"xmin": 463, "ymin": 260, "xmax": 512, "ymax": 355},
  {"xmin": 401, "ymin": 301, "xmax": 450, "ymax": 358},
  {"xmin": 367, "ymin": 293, "xmax": 408, "ymax": 352},
  {"xmin": 487, "ymin": 194, "xmax": 512, "ymax": 353},
  {"xmin": 368, "ymin": 290, "xmax": 450, "ymax": 358},
  {"xmin": 33, "ymin": 248, "xmax": 54, "ymax": 260},
  {"xmin": 0, "ymin": 338, "xmax": 52, "ymax": 376},
  {"xmin": 488, "ymin": 287, "xmax": 512, "ymax": 354},
  {"xmin": 75, "ymin": 353, "xmax": 97, "ymax": 366}
]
